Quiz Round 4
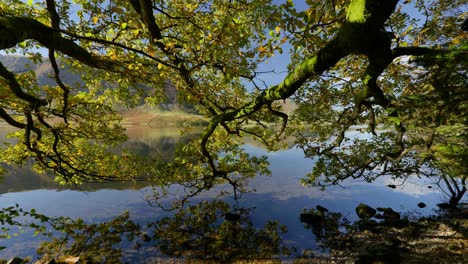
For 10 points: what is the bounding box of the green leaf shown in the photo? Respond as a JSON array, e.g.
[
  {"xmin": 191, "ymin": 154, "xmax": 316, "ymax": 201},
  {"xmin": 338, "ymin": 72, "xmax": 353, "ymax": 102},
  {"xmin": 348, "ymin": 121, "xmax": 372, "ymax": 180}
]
[{"xmin": 18, "ymin": 41, "xmax": 27, "ymax": 48}]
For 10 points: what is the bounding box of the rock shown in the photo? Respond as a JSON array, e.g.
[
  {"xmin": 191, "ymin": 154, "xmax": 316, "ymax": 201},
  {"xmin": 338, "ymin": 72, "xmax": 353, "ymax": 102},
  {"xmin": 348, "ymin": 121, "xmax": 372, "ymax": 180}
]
[
  {"xmin": 356, "ymin": 203, "xmax": 376, "ymax": 219},
  {"xmin": 357, "ymin": 219, "xmax": 379, "ymax": 232},
  {"xmin": 417, "ymin": 202, "xmax": 426, "ymax": 208},
  {"xmin": 301, "ymin": 249, "xmax": 315, "ymax": 257},
  {"xmin": 436, "ymin": 203, "xmax": 452, "ymax": 210},
  {"xmin": 377, "ymin": 207, "xmax": 400, "ymax": 220},
  {"xmin": 300, "ymin": 213, "xmax": 323, "ymax": 224},
  {"xmin": 7, "ymin": 257, "xmax": 25, "ymax": 264},
  {"xmin": 374, "ymin": 213, "xmax": 385, "ymax": 219},
  {"xmin": 316, "ymin": 205, "xmax": 329, "ymax": 213},
  {"xmin": 62, "ymin": 257, "xmax": 80, "ymax": 264},
  {"xmin": 387, "ymin": 184, "xmax": 397, "ymax": 189}
]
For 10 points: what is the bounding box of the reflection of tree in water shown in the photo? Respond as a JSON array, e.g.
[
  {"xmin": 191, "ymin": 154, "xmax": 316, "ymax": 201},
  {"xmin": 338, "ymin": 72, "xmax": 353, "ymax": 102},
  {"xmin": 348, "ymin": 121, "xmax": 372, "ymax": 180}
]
[
  {"xmin": 123, "ymin": 133, "xmax": 199, "ymax": 160},
  {"xmin": 3, "ymin": 200, "xmax": 466, "ymax": 263},
  {"xmin": 0, "ymin": 162, "xmax": 150, "ymax": 193},
  {"xmin": 0, "ymin": 131, "xmax": 202, "ymax": 193},
  {"xmin": 12, "ymin": 200, "xmax": 290, "ymax": 263},
  {"xmin": 36, "ymin": 212, "xmax": 139, "ymax": 264},
  {"xmin": 149, "ymin": 200, "xmax": 290, "ymax": 262},
  {"xmin": 300, "ymin": 206, "xmax": 350, "ymax": 246}
]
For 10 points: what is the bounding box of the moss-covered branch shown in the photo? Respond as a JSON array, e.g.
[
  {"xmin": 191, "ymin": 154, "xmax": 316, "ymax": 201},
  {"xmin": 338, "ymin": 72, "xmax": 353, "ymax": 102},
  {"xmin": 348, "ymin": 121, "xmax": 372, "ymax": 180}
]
[{"xmin": 199, "ymin": 0, "xmax": 400, "ymax": 158}]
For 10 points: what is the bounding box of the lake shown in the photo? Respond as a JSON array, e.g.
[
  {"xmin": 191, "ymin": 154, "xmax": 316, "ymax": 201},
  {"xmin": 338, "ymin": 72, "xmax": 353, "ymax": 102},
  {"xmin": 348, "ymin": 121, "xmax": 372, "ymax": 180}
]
[{"xmin": 0, "ymin": 124, "xmax": 458, "ymax": 260}]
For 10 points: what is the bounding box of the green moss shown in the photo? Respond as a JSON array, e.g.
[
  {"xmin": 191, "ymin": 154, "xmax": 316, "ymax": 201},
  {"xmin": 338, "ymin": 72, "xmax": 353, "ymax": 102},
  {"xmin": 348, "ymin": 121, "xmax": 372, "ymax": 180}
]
[
  {"xmin": 275, "ymin": 56, "xmax": 318, "ymax": 98},
  {"xmin": 302, "ymin": 56, "xmax": 318, "ymax": 74},
  {"xmin": 346, "ymin": 0, "xmax": 367, "ymax": 23}
]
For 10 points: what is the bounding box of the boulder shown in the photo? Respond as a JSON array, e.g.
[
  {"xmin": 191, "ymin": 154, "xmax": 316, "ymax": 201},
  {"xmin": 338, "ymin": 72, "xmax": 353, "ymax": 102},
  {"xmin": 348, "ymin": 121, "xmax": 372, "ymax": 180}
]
[
  {"xmin": 356, "ymin": 203, "xmax": 376, "ymax": 219},
  {"xmin": 436, "ymin": 203, "xmax": 452, "ymax": 210},
  {"xmin": 374, "ymin": 213, "xmax": 385, "ymax": 219},
  {"xmin": 377, "ymin": 207, "xmax": 401, "ymax": 220},
  {"xmin": 417, "ymin": 202, "xmax": 426, "ymax": 208}
]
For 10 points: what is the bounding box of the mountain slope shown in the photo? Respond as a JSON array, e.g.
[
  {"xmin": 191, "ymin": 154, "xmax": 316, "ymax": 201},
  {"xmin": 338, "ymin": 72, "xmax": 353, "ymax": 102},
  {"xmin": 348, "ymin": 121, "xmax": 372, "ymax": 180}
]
[{"xmin": 0, "ymin": 54, "xmax": 82, "ymax": 87}]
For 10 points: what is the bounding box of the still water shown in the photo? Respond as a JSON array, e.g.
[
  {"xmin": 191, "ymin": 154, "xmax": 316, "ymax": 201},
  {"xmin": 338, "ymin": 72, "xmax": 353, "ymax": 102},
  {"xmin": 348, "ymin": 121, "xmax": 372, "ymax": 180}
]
[{"xmin": 0, "ymin": 125, "xmax": 455, "ymax": 259}]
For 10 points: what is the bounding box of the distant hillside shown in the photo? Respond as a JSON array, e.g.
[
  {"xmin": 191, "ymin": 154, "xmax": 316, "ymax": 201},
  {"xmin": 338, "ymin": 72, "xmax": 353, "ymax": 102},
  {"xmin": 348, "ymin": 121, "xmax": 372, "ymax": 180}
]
[
  {"xmin": 0, "ymin": 55, "xmax": 179, "ymax": 108},
  {"xmin": 0, "ymin": 54, "xmax": 83, "ymax": 87}
]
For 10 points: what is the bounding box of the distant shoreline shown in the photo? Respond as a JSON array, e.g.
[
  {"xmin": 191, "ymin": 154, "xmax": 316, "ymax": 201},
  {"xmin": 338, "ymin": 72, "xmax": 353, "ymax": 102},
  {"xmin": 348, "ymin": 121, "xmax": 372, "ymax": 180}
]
[
  {"xmin": 121, "ymin": 109, "xmax": 206, "ymax": 127},
  {"xmin": 0, "ymin": 110, "xmax": 207, "ymax": 129}
]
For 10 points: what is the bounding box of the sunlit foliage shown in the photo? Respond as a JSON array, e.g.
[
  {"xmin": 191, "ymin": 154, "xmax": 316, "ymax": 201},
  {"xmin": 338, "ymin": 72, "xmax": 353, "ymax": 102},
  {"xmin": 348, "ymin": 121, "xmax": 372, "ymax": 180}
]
[{"xmin": 0, "ymin": 0, "xmax": 466, "ymax": 207}]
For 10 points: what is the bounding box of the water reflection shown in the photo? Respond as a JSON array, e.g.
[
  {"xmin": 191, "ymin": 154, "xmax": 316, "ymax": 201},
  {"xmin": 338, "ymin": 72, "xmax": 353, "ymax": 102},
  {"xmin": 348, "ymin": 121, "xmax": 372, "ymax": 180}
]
[
  {"xmin": 147, "ymin": 200, "xmax": 289, "ymax": 262},
  {"xmin": 0, "ymin": 125, "xmax": 463, "ymax": 261},
  {"xmin": 0, "ymin": 126, "xmax": 200, "ymax": 194}
]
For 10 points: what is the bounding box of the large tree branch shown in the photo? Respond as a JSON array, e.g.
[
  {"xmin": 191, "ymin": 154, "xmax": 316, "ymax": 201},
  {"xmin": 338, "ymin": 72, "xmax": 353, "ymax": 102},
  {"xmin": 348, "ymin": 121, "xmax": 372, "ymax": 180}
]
[
  {"xmin": 192, "ymin": 0, "xmax": 402, "ymax": 187},
  {"xmin": 0, "ymin": 107, "xmax": 26, "ymax": 129},
  {"xmin": 0, "ymin": 15, "xmax": 124, "ymax": 73},
  {"xmin": 0, "ymin": 62, "xmax": 48, "ymax": 107}
]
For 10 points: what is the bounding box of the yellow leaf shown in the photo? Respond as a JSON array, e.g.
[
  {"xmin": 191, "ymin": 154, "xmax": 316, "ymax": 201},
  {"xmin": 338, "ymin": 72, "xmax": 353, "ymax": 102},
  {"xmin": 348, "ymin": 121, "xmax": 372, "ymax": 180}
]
[
  {"xmin": 402, "ymin": 25, "xmax": 413, "ymax": 36},
  {"xmin": 92, "ymin": 16, "xmax": 99, "ymax": 24},
  {"xmin": 157, "ymin": 63, "xmax": 163, "ymax": 70},
  {"xmin": 451, "ymin": 38, "xmax": 460, "ymax": 45},
  {"xmin": 275, "ymin": 26, "xmax": 281, "ymax": 34}
]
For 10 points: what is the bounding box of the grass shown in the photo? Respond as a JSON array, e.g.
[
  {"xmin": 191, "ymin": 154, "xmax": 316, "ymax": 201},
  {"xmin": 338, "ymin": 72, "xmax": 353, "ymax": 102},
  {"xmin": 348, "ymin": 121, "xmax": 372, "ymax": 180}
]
[{"xmin": 121, "ymin": 108, "xmax": 207, "ymax": 127}]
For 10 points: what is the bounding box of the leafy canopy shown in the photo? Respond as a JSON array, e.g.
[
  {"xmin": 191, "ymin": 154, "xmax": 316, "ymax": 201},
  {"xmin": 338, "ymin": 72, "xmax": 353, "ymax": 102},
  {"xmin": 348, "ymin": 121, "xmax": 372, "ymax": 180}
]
[{"xmin": 0, "ymin": 0, "xmax": 466, "ymax": 207}]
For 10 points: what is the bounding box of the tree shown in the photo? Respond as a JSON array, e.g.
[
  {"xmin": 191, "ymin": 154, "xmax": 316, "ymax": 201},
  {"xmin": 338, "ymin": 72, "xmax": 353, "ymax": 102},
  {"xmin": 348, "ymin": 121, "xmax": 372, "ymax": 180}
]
[{"xmin": 0, "ymin": 0, "xmax": 466, "ymax": 207}]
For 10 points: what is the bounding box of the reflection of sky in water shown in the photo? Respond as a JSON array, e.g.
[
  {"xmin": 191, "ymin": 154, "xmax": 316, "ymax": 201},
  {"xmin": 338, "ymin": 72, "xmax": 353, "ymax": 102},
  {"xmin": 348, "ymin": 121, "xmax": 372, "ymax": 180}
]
[{"xmin": 0, "ymin": 126, "xmax": 465, "ymax": 259}]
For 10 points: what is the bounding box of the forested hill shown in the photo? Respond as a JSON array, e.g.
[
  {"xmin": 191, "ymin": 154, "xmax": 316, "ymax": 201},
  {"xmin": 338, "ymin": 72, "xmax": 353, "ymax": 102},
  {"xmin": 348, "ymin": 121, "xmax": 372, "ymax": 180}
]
[{"xmin": 0, "ymin": 54, "xmax": 181, "ymax": 109}]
